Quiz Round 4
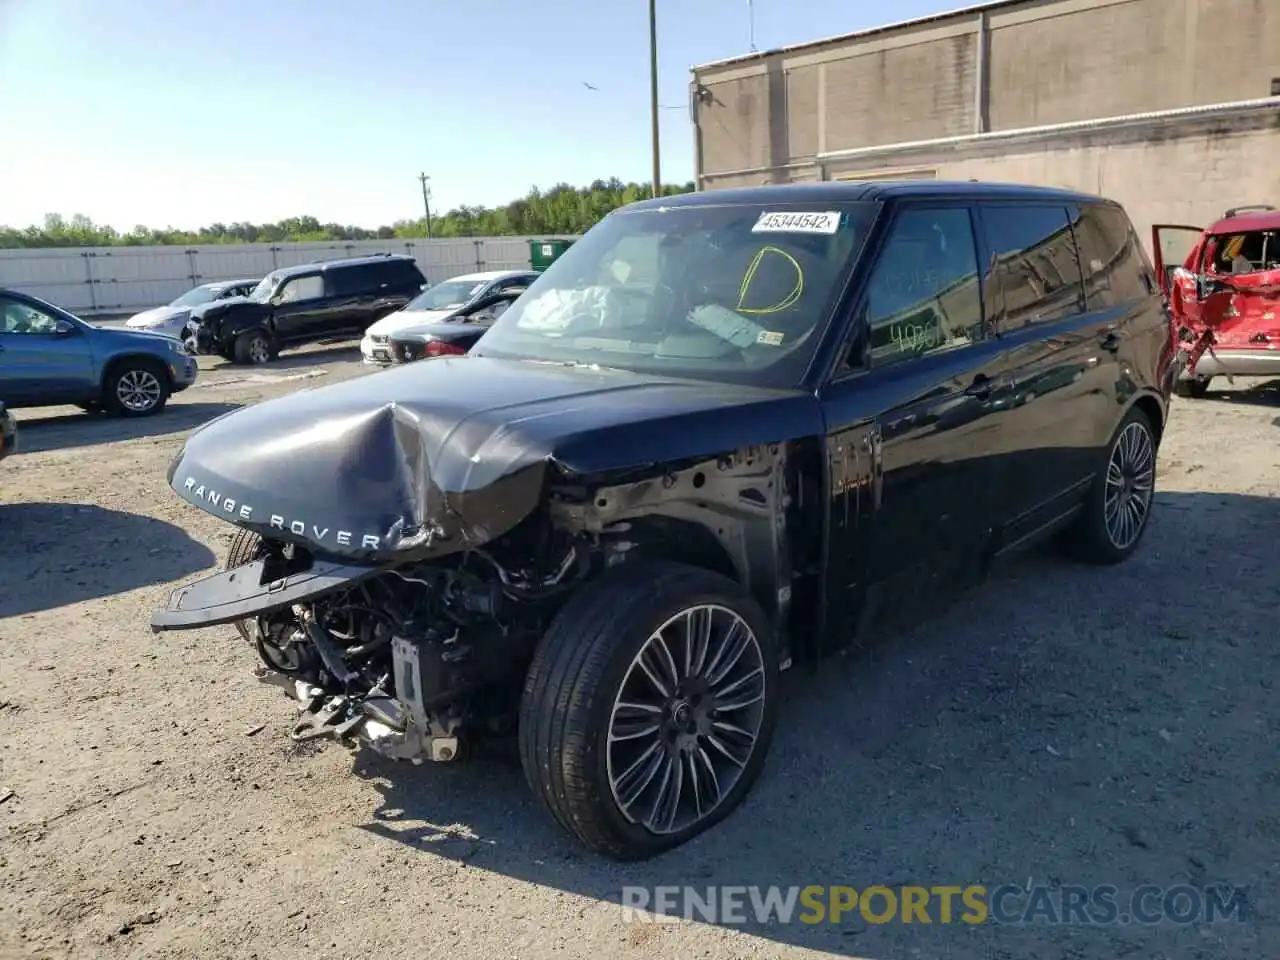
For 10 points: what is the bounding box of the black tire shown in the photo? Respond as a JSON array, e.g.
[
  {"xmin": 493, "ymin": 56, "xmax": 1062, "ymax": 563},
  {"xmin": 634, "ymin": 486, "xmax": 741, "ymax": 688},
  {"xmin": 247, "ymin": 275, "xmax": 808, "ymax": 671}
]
[
  {"xmin": 102, "ymin": 359, "xmax": 170, "ymax": 417},
  {"xmin": 1060, "ymin": 405, "xmax": 1157, "ymax": 565},
  {"xmin": 1174, "ymin": 376, "xmax": 1211, "ymax": 399},
  {"xmin": 226, "ymin": 528, "xmax": 269, "ymax": 644},
  {"xmin": 518, "ymin": 560, "xmax": 779, "ymax": 860},
  {"xmin": 233, "ymin": 329, "xmax": 274, "ymax": 365}
]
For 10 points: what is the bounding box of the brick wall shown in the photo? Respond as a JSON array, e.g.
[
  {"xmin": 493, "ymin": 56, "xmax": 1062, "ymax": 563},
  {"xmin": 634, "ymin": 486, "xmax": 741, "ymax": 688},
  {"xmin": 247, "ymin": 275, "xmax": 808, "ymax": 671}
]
[{"xmin": 692, "ymin": 0, "xmax": 1280, "ymax": 182}]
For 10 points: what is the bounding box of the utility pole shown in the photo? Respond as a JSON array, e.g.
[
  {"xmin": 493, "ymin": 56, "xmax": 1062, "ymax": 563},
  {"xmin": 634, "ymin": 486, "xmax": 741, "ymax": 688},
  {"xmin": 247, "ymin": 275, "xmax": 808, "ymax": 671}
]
[
  {"xmin": 418, "ymin": 172, "xmax": 433, "ymax": 239},
  {"xmin": 648, "ymin": 0, "xmax": 661, "ymax": 198}
]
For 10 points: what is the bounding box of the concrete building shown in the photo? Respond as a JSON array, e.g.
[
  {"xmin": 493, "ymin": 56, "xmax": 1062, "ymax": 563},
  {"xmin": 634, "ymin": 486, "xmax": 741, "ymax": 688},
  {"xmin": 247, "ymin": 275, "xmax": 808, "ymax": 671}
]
[{"xmin": 689, "ymin": 0, "xmax": 1280, "ymax": 244}]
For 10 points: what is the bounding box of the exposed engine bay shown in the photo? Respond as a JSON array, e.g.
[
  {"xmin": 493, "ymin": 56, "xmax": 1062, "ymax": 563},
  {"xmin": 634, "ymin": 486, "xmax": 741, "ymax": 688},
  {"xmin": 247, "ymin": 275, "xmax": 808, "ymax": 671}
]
[{"xmin": 231, "ymin": 510, "xmax": 605, "ymax": 761}]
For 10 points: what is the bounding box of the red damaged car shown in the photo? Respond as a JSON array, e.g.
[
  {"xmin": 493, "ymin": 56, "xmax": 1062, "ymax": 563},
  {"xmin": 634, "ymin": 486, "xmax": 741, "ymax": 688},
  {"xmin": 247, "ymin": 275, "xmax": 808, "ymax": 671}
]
[{"xmin": 1154, "ymin": 205, "xmax": 1280, "ymax": 398}]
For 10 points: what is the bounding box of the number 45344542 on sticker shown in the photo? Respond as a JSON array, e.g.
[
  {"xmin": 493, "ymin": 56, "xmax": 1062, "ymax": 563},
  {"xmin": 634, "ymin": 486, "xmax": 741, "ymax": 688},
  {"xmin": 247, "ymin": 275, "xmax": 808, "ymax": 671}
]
[{"xmin": 752, "ymin": 211, "xmax": 841, "ymax": 235}]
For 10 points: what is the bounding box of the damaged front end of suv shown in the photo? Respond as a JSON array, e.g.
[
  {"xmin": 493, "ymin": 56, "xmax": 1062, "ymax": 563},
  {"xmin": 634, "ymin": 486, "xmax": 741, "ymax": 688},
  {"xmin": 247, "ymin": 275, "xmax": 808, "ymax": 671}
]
[
  {"xmin": 154, "ymin": 380, "xmax": 799, "ymax": 764},
  {"xmin": 152, "ymin": 353, "xmax": 823, "ymax": 858}
]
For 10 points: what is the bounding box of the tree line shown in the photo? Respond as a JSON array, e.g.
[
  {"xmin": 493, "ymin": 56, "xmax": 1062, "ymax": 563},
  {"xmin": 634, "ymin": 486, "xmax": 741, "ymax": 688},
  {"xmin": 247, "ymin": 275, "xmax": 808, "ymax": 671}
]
[{"xmin": 0, "ymin": 179, "xmax": 697, "ymax": 249}]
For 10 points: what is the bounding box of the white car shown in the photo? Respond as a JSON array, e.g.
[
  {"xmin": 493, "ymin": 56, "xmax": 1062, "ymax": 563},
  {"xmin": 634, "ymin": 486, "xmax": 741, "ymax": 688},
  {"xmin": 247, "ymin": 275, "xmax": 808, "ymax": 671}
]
[
  {"xmin": 124, "ymin": 279, "xmax": 260, "ymax": 340},
  {"xmin": 359, "ymin": 269, "xmax": 538, "ymax": 365}
]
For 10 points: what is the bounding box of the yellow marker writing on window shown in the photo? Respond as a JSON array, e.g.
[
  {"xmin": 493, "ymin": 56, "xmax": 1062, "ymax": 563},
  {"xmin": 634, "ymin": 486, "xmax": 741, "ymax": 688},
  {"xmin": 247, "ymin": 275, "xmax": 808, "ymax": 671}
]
[{"xmin": 736, "ymin": 245, "xmax": 804, "ymax": 315}]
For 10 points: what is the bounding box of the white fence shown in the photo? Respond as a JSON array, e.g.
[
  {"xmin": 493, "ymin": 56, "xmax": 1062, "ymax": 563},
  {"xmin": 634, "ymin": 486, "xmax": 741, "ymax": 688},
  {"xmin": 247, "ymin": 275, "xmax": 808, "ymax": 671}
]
[{"xmin": 0, "ymin": 236, "xmax": 580, "ymax": 317}]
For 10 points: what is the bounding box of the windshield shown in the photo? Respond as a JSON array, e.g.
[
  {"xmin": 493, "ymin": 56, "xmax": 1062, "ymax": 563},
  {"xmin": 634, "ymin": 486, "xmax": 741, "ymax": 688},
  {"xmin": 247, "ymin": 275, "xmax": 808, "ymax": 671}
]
[
  {"xmin": 248, "ymin": 274, "xmax": 279, "ymax": 302},
  {"xmin": 170, "ymin": 285, "xmax": 220, "ymax": 308},
  {"xmin": 469, "ymin": 201, "xmax": 878, "ymax": 387},
  {"xmin": 407, "ymin": 280, "xmax": 487, "ymax": 312}
]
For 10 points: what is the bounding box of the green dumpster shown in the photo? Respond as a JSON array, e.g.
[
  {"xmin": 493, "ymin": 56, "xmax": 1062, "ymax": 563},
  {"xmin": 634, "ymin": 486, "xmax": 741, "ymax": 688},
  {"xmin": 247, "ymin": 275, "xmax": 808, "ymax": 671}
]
[{"xmin": 530, "ymin": 238, "xmax": 575, "ymax": 272}]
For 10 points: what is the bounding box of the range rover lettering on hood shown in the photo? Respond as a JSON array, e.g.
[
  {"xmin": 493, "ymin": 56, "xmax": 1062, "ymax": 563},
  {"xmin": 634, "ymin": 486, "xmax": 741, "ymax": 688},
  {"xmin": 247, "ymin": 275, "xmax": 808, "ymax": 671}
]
[{"xmin": 181, "ymin": 475, "xmax": 383, "ymax": 549}]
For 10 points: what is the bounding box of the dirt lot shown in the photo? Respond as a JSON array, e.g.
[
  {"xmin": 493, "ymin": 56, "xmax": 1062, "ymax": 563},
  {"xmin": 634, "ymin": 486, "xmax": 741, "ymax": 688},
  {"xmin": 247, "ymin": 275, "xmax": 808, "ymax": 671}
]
[{"xmin": 1, "ymin": 349, "xmax": 1277, "ymax": 960}]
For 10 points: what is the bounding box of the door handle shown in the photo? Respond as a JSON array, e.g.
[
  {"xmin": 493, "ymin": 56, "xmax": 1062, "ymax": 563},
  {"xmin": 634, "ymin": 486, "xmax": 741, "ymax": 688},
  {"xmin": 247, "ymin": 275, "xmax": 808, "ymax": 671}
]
[
  {"xmin": 964, "ymin": 375, "xmax": 993, "ymax": 399},
  {"xmin": 1099, "ymin": 332, "xmax": 1121, "ymax": 352}
]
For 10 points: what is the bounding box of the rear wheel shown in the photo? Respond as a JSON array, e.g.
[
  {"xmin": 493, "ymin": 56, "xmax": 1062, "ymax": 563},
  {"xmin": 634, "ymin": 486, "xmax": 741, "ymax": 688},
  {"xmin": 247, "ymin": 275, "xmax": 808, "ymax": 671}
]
[
  {"xmin": 1174, "ymin": 376, "xmax": 1211, "ymax": 399},
  {"xmin": 1060, "ymin": 405, "xmax": 1157, "ymax": 565},
  {"xmin": 103, "ymin": 360, "xmax": 169, "ymax": 416},
  {"xmin": 233, "ymin": 329, "xmax": 274, "ymax": 365},
  {"xmin": 518, "ymin": 560, "xmax": 779, "ymax": 860}
]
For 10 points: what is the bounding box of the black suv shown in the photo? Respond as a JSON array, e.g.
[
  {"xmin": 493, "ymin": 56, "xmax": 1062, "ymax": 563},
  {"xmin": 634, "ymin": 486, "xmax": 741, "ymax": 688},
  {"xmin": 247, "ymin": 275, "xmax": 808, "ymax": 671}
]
[
  {"xmin": 187, "ymin": 254, "xmax": 426, "ymax": 364},
  {"xmin": 155, "ymin": 182, "xmax": 1177, "ymax": 860}
]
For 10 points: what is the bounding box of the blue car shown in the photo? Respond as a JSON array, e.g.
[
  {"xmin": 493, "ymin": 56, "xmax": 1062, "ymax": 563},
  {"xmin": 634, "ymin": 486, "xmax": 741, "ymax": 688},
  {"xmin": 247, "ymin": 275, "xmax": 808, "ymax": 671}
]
[{"xmin": 0, "ymin": 288, "xmax": 198, "ymax": 417}]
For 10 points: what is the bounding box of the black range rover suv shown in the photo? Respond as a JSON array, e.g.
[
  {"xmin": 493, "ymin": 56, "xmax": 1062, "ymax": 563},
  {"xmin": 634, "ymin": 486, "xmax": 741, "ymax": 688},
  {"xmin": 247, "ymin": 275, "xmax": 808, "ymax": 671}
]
[
  {"xmin": 187, "ymin": 253, "xmax": 426, "ymax": 364},
  {"xmin": 154, "ymin": 181, "xmax": 1177, "ymax": 859}
]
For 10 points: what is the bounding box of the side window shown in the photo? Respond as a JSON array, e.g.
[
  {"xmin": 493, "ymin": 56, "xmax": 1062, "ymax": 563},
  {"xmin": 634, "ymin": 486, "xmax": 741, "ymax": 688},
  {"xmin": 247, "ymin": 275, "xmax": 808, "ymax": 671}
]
[
  {"xmin": 0, "ymin": 297, "xmax": 60, "ymax": 334},
  {"xmin": 277, "ymin": 275, "xmax": 325, "ymax": 303},
  {"xmin": 1074, "ymin": 203, "xmax": 1153, "ymax": 307},
  {"xmin": 860, "ymin": 207, "xmax": 983, "ymax": 367},
  {"xmin": 981, "ymin": 205, "xmax": 1083, "ymax": 334},
  {"xmin": 326, "ymin": 266, "xmax": 374, "ymax": 297}
]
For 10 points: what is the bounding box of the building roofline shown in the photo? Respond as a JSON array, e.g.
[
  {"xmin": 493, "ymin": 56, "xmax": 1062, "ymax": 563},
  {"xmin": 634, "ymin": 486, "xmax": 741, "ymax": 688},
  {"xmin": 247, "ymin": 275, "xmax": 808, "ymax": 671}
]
[
  {"xmin": 690, "ymin": 0, "xmax": 1018, "ymax": 73},
  {"xmin": 816, "ymin": 95, "xmax": 1280, "ymax": 163}
]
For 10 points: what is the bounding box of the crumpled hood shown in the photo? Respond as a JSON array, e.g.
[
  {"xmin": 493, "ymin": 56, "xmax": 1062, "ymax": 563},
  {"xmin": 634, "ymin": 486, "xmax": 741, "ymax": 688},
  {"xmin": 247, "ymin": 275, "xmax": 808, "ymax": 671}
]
[
  {"xmin": 367, "ymin": 308, "xmax": 457, "ymax": 337},
  {"xmin": 126, "ymin": 305, "xmax": 188, "ymax": 328},
  {"xmin": 166, "ymin": 356, "xmax": 817, "ymax": 563},
  {"xmin": 190, "ymin": 296, "xmax": 255, "ymax": 321}
]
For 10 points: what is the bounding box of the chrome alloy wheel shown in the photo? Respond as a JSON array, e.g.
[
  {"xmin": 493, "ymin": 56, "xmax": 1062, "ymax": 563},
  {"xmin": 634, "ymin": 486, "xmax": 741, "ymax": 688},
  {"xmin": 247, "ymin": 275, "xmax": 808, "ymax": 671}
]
[
  {"xmin": 248, "ymin": 335, "xmax": 270, "ymax": 364},
  {"xmin": 606, "ymin": 603, "xmax": 767, "ymax": 835},
  {"xmin": 1104, "ymin": 420, "xmax": 1155, "ymax": 550},
  {"xmin": 116, "ymin": 368, "xmax": 163, "ymax": 412}
]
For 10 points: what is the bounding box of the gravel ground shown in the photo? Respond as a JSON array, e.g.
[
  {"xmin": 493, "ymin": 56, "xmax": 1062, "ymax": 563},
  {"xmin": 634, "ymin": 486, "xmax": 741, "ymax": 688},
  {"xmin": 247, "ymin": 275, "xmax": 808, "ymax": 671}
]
[{"xmin": 1, "ymin": 349, "xmax": 1277, "ymax": 960}]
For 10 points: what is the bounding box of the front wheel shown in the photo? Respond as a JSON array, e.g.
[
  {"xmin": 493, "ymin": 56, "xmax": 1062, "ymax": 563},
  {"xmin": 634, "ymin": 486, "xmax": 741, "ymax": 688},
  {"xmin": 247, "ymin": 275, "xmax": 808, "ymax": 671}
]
[
  {"xmin": 103, "ymin": 360, "xmax": 169, "ymax": 417},
  {"xmin": 1060, "ymin": 405, "xmax": 1157, "ymax": 564},
  {"xmin": 233, "ymin": 329, "xmax": 274, "ymax": 365},
  {"xmin": 226, "ymin": 528, "xmax": 269, "ymax": 644},
  {"xmin": 518, "ymin": 560, "xmax": 779, "ymax": 860}
]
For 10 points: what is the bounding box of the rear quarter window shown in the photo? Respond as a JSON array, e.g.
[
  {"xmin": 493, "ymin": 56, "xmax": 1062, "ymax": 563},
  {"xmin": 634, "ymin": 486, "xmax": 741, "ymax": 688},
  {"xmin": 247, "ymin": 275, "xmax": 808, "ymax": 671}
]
[
  {"xmin": 1074, "ymin": 203, "xmax": 1155, "ymax": 307},
  {"xmin": 376, "ymin": 259, "xmax": 426, "ymax": 289}
]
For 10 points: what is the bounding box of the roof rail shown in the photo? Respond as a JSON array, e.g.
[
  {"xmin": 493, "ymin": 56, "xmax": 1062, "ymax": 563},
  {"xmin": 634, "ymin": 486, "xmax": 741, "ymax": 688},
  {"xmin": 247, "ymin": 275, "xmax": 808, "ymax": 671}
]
[{"xmin": 1223, "ymin": 204, "xmax": 1276, "ymax": 218}]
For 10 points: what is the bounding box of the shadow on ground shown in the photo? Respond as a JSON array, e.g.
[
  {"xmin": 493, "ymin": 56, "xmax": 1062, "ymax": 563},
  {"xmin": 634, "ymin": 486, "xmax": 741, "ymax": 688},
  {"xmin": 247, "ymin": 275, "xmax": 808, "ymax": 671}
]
[
  {"xmin": 201, "ymin": 343, "xmax": 362, "ymax": 374},
  {"xmin": 11, "ymin": 402, "xmax": 241, "ymax": 454},
  {"xmin": 346, "ymin": 490, "xmax": 1275, "ymax": 958},
  {"xmin": 1204, "ymin": 378, "xmax": 1280, "ymax": 408},
  {"xmin": 0, "ymin": 502, "xmax": 216, "ymax": 617}
]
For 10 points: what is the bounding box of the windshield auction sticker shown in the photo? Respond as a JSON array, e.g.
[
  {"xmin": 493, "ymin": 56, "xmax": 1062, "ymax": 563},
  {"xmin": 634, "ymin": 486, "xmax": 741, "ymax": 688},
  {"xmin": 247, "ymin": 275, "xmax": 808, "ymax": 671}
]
[{"xmin": 752, "ymin": 211, "xmax": 841, "ymax": 235}]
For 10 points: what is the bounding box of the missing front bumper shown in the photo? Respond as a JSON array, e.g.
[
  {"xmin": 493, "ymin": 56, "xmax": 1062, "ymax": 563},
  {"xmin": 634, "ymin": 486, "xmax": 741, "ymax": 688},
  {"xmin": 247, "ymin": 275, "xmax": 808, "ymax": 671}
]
[
  {"xmin": 150, "ymin": 557, "xmax": 381, "ymax": 632},
  {"xmin": 252, "ymin": 636, "xmax": 463, "ymax": 764}
]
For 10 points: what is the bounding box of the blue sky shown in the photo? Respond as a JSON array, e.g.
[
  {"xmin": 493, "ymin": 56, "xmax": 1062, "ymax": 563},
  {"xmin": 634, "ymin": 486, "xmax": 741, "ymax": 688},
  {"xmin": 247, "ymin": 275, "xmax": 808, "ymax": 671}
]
[{"xmin": 0, "ymin": 0, "xmax": 958, "ymax": 231}]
